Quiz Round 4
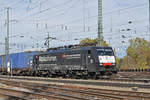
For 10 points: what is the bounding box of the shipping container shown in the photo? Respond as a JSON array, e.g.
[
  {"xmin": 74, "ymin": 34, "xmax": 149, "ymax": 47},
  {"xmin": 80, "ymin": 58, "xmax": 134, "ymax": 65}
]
[{"xmin": 0, "ymin": 51, "xmax": 41, "ymax": 69}]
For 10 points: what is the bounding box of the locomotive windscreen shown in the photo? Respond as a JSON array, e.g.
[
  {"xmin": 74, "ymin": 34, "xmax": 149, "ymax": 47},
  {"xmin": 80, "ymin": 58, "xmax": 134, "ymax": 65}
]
[{"xmin": 97, "ymin": 48, "xmax": 114, "ymax": 56}]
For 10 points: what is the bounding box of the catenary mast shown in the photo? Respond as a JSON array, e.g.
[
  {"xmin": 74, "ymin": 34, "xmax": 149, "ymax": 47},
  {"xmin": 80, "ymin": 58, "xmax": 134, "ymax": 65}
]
[
  {"xmin": 149, "ymin": 0, "xmax": 150, "ymax": 41},
  {"xmin": 5, "ymin": 7, "xmax": 10, "ymax": 64},
  {"xmin": 97, "ymin": 0, "xmax": 103, "ymax": 46}
]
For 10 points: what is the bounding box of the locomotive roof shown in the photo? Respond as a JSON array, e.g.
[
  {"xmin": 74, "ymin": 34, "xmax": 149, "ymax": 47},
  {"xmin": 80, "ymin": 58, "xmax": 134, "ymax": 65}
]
[{"xmin": 36, "ymin": 46, "xmax": 113, "ymax": 56}]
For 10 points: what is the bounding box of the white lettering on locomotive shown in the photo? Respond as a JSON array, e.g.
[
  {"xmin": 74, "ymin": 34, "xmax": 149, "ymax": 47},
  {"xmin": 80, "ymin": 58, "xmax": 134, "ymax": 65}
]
[
  {"xmin": 98, "ymin": 56, "xmax": 115, "ymax": 63},
  {"xmin": 39, "ymin": 56, "xmax": 57, "ymax": 62},
  {"xmin": 63, "ymin": 54, "xmax": 81, "ymax": 59}
]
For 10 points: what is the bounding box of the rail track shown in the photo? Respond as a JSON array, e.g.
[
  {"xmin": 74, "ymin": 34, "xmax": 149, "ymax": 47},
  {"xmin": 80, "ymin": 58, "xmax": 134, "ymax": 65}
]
[
  {"xmin": 0, "ymin": 75, "xmax": 150, "ymax": 100},
  {"xmin": 0, "ymin": 78, "xmax": 123, "ymax": 100},
  {"xmin": 0, "ymin": 75, "xmax": 150, "ymax": 88},
  {"xmin": 118, "ymin": 71, "xmax": 150, "ymax": 79},
  {"xmin": 0, "ymin": 87, "xmax": 74, "ymax": 100}
]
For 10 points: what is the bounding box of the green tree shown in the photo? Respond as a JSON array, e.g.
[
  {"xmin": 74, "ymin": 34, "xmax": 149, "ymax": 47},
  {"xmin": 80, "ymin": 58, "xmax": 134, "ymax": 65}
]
[
  {"xmin": 79, "ymin": 38, "xmax": 109, "ymax": 46},
  {"xmin": 116, "ymin": 58, "xmax": 122, "ymax": 68},
  {"xmin": 120, "ymin": 38, "xmax": 150, "ymax": 70}
]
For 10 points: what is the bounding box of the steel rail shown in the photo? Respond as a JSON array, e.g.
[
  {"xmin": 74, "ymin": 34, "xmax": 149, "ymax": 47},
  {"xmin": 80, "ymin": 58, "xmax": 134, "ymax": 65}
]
[
  {"xmin": 0, "ymin": 79, "xmax": 124, "ymax": 100},
  {"xmin": 0, "ymin": 75, "xmax": 150, "ymax": 99},
  {"xmin": 1, "ymin": 75, "xmax": 150, "ymax": 89},
  {"xmin": 0, "ymin": 92, "xmax": 28, "ymax": 100},
  {"xmin": 50, "ymin": 84, "xmax": 150, "ymax": 99},
  {"xmin": 2, "ymin": 79, "xmax": 150, "ymax": 100},
  {"xmin": 0, "ymin": 87, "xmax": 75, "ymax": 100},
  {"xmin": 0, "ymin": 75, "xmax": 150, "ymax": 84}
]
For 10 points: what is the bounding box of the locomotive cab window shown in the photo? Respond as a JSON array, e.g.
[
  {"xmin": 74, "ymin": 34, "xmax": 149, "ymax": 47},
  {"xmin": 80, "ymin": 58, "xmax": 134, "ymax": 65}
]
[{"xmin": 97, "ymin": 49, "xmax": 113, "ymax": 56}]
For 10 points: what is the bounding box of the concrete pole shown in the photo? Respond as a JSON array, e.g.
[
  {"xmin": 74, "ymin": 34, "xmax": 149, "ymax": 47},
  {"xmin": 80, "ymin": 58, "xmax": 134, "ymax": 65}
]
[
  {"xmin": 97, "ymin": 0, "xmax": 103, "ymax": 46},
  {"xmin": 5, "ymin": 7, "xmax": 10, "ymax": 66}
]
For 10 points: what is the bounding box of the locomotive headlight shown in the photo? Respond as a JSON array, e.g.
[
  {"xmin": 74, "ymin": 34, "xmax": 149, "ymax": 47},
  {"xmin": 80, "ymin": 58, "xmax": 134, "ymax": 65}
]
[{"xmin": 100, "ymin": 63, "xmax": 103, "ymax": 65}]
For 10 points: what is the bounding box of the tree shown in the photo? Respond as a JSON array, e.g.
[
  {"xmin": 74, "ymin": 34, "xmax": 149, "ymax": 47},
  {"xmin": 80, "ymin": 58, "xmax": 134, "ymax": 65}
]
[
  {"xmin": 79, "ymin": 38, "xmax": 109, "ymax": 46},
  {"xmin": 120, "ymin": 38, "xmax": 150, "ymax": 70}
]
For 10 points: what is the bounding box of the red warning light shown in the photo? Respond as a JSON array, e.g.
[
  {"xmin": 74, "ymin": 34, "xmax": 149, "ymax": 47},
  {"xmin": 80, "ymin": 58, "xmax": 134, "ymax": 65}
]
[{"xmin": 104, "ymin": 63, "xmax": 112, "ymax": 66}]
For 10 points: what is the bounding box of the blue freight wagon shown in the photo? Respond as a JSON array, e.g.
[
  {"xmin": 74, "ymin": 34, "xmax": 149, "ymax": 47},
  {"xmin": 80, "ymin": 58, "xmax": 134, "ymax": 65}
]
[{"xmin": 0, "ymin": 51, "xmax": 41, "ymax": 69}]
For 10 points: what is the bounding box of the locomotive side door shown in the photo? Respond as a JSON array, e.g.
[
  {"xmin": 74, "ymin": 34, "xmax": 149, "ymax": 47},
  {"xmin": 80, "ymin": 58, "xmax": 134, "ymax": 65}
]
[{"xmin": 85, "ymin": 50, "xmax": 96, "ymax": 72}]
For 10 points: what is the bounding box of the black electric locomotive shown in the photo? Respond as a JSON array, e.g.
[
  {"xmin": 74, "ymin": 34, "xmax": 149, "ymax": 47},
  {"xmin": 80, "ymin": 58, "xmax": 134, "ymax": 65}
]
[{"xmin": 32, "ymin": 46, "xmax": 117, "ymax": 78}]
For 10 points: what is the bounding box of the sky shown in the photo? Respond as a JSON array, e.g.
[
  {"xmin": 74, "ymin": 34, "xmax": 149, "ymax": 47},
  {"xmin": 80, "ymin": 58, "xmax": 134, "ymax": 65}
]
[{"xmin": 0, "ymin": 0, "xmax": 149, "ymax": 58}]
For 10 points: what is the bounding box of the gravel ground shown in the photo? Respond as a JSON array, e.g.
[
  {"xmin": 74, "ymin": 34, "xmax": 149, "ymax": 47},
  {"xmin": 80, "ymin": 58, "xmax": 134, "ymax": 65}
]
[{"xmin": 0, "ymin": 95, "xmax": 9, "ymax": 100}]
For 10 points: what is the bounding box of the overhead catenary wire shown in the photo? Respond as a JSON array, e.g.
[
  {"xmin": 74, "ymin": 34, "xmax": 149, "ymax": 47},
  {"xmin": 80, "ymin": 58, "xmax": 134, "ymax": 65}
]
[
  {"xmin": 32, "ymin": 3, "xmax": 148, "ymax": 32},
  {"xmin": 28, "ymin": 18, "xmax": 148, "ymax": 41},
  {"xmin": 1, "ymin": 1, "xmax": 146, "ymax": 29},
  {"xmin": 0, "ymin": 0, "xmax": 149, "ymax": 54},
  {"xmin": 23, "ymin": 0, "xmax": 75, "ymax": 19},
  {"xmin": 8, "ymin": 17, "xmax": 148, "ymax": 44},
  {"xmin": 26, "ymin": 0, "xmax": 49, "ymax": 12}
]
